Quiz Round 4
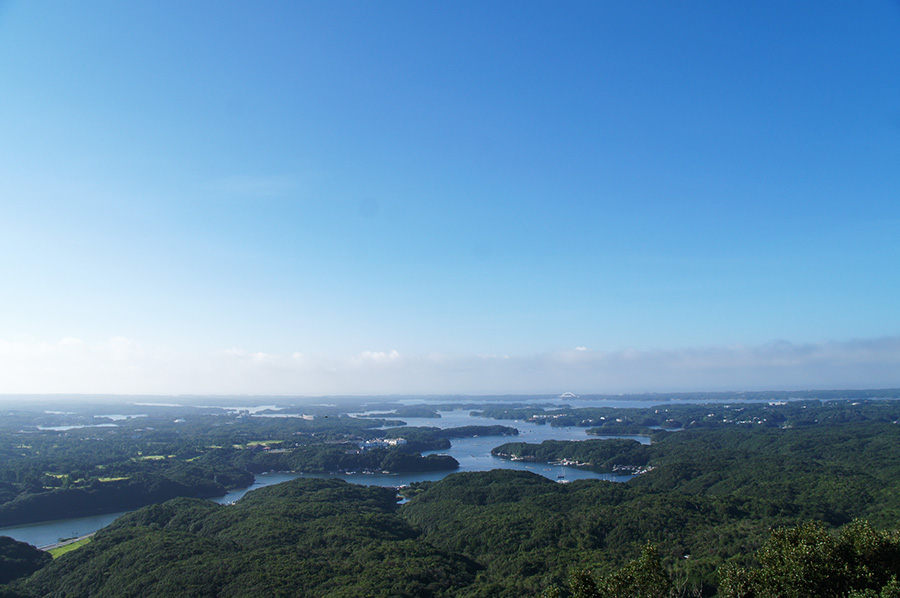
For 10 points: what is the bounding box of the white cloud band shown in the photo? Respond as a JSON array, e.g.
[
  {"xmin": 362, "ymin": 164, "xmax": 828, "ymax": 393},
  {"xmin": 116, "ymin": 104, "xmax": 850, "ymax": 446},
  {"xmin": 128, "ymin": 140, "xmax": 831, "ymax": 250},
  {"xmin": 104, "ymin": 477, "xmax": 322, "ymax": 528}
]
[{"xmin": 1, "ymin": 336, "xmax": 899, "ymax": 396}]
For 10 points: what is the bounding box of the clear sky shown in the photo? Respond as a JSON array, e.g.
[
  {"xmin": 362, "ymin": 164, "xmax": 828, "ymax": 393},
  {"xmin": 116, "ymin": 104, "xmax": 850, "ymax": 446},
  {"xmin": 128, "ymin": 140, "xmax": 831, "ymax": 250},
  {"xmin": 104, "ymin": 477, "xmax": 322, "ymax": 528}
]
[{"xmin": 1, "ymin": 1, "xmax": 899, "ymax": 396}]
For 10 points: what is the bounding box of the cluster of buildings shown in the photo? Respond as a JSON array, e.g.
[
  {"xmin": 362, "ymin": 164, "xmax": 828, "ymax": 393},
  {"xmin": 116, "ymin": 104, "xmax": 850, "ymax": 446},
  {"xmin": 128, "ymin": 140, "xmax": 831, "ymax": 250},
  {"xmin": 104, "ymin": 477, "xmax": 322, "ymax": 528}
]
[{"xmin": 359, "ymin": 438, "xmax": 407, "ymax": 450}]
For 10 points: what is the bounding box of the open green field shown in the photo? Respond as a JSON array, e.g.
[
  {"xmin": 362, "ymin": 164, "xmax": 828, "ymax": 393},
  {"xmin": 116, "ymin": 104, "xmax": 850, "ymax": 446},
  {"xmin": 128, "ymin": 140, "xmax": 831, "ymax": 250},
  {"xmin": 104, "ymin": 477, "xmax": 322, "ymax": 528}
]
[{"xmin": 47, "ymin": 537, "xmax": 91, "ymax": 559}]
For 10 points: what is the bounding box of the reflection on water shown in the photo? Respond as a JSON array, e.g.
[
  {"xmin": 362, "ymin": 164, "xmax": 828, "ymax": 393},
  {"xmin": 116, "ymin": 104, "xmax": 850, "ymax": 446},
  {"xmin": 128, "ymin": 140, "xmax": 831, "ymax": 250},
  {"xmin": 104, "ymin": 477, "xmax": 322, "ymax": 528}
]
[
  {"xmin": 36, "ymin": 424, "xmax": 119, "ymax": 431},
  {"xmin": 215, "ymin": 410, "xmax": 643, "ymax": 502},
  {"xmin": 0, "ymin": 510, "xmax": 130, "ymax": 549},
  {"xmin": 1, "ymin": 410, "xmax": 644, "ymax": 547}
]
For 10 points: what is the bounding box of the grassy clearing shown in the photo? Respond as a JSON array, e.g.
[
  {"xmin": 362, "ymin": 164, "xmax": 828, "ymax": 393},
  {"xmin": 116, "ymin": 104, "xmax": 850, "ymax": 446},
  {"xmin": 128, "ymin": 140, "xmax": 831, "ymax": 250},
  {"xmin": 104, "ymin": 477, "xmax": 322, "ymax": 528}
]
[
  {"xmin": 245, "ymin": 440, "xmax": 284, "ymax": 447},
  {"xmin": 48, "ymin": 537, "xmax": 91, "ymax": 559}
]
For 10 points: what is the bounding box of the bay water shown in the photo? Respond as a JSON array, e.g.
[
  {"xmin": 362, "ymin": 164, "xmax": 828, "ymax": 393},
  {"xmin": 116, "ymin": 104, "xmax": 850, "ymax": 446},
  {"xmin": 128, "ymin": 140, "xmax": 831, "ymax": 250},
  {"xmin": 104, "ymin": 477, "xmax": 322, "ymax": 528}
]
[{"xmin": 0, "ymin": 410, "xmax": 644, "ymax": 547}]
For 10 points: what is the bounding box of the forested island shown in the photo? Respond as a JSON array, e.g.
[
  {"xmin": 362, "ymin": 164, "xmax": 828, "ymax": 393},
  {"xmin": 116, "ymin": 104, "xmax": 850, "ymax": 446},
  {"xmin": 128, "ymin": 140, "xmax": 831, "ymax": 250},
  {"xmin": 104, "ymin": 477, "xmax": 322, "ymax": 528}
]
[
  {"xmin": 0, "ymin": 406, "xmax": 521, "ymax": 526},
  {"xmin": 475, "ymin": 390, "xmax": 900, "ymax": 434},
  {"xmin": 4, "ymin": 393, "xmax": 900, "ymax": 596},
  {"xmin": 492, "ymin": 438, "xmax": 651, "ymax": 473}
]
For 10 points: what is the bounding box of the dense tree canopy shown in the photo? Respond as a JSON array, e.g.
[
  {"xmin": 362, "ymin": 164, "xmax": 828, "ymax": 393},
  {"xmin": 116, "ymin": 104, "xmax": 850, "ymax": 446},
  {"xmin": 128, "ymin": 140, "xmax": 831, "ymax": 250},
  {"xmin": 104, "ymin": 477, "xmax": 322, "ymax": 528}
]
[
  {"xmin": 0, "ymin": 537, "xmax": 50, "ymax": 585},
  {"xmin": 17, "ymin": 479, "xmax": 477, "ymax": 598},
  {"xmin": 4, "ymin": 397, "xmax": 900, "ymax": 596}
]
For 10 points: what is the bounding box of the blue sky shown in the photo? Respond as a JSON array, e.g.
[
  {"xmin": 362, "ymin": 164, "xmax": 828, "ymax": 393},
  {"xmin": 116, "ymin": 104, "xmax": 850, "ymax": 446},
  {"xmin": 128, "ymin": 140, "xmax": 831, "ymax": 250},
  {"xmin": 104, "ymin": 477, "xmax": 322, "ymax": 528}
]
[{"xmin": 1, "ymin": 1, "xmax": 899, "ymax": 395}]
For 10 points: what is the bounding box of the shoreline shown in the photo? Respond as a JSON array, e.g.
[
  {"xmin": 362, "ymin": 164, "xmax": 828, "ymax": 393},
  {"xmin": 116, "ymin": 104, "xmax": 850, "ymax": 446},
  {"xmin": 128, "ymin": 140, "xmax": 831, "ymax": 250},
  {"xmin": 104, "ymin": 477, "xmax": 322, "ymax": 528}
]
[{"xmin": 40, "ymin": 532, "xmax": 95, "ymax": 551}]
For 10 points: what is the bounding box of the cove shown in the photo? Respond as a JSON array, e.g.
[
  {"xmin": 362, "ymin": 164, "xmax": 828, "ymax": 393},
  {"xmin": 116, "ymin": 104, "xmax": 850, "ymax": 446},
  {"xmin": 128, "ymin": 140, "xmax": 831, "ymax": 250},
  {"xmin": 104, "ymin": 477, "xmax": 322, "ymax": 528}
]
[{"xmin": 0, "ymin": 410, "xmax": 644, "ymax": 547}]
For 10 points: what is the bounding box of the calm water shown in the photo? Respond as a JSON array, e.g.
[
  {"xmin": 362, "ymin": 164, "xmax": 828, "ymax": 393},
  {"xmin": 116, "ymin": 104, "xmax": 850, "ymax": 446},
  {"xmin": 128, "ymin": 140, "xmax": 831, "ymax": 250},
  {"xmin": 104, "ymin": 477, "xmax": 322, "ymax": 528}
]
[{"xmin": 0, "ymin": 410, "xmax": 644, "ymax": 547}]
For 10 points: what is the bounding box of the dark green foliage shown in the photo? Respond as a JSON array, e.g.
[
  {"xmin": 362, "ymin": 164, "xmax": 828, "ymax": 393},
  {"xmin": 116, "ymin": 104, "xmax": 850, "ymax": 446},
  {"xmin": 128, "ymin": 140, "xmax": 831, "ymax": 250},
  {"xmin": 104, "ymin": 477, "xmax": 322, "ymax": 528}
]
[
  {"xmin": 492, "ymin": 438, "xmax": 650, "ymax": 472},
  {"xmin": 0, "ymin": 409, "xmax": 452, "ymax": 526},
  {"xmin": 567, "ymin": 544, "xmax": 674, "ymax": 598},
  {"xmin": 0, "ymin": 461, "xmax": 252, "ymax": 526},
  {"xmin": 0, "ymin": 536, "xmax": 51, "ymax": 584},
  {"xmin": 379, "ymin": 425, "xmax": 518, "ymax": 452},
  {"xmin": 358, "ymin": 405, "xmax": 442, "ymax": 418},
  {"xmin": 21, "ymin": 478, "xmax": 477, "ymax": 598},
  {"xmin": 7, "ymin": 399, "xmax": 900, "ymax": 596},
  {"xmin": 477, "ymin": 396, "xmax": 900, "ymax": 432},
  {"xmin": 235, "ymin": 444, "xmax": 459, "ymax": 474},
  {"xmin": 400, "ymin": 470, "xmax": 741, "ymax": 596},
  {"xmin": 719, "ymin": 521, "xmax": 900, "ymax": 598},
  {"xmin": 631, "ymin": 422, "xmax": 900, "ymax": 526}
]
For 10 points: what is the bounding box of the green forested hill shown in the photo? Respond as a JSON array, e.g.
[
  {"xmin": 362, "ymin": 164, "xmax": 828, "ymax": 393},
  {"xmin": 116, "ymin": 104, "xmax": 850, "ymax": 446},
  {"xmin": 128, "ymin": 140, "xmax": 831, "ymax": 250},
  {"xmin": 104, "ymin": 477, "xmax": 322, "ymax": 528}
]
[
  {"xmin": 401, "ymin": 470, "xmax": 776, "ymax": 596},
  {"xmin": 0, "ymin": 537, "xmax": 50, "ymax": 585},
  {"xmin": 13, "ymin": 465, "xmax": 894, "ymax": 597},
  {"xmin": 630, "ymin": 422, "xmax": 900, "ymax": 527},
  {"xmin": 404, "ymin": 421, "xmax": 900, "ymax": 596},
  {"xmin": 0, "ymin": 413, "xmax": 467, "ymax": 527},
  {"xmin": 17, "ymin": 478, "xmax": 476, "ymax": 598},
  {"xmin": 11, "ymin": 471, "xmax": 750, "ymax": 597},
  {"xmin": 6, "ymin": 417, "xmax": 900, "ymax": 597}
]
